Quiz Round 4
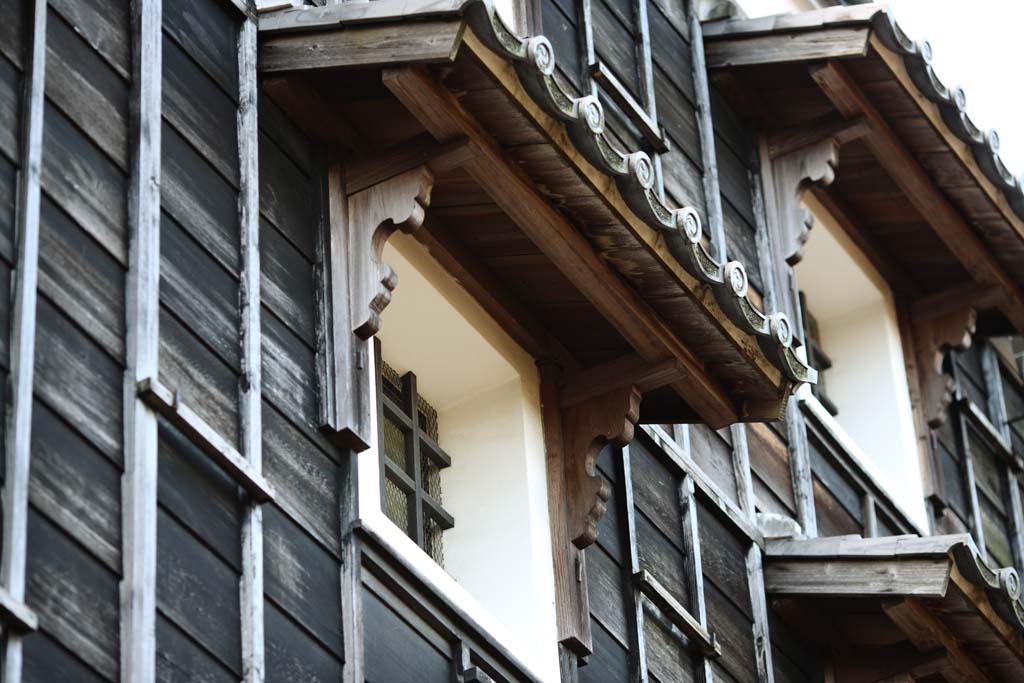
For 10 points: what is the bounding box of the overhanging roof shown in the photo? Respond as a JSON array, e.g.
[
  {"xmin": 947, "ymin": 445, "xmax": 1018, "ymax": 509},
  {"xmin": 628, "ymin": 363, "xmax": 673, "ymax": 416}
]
[
  {"xmin": 703, "ymin": 4, "xmax": 1024, "ymax": 336},
  {"xmin": 257, "ymin": 0, "xmax": 817, "ymax": 425},
  {"xmin": 767, "ymin": 534, "xmax": 1024, "ymax": 681}
]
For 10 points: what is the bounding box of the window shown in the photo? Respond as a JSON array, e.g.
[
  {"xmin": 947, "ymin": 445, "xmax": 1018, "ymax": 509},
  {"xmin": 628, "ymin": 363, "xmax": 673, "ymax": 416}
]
[
  {"xmin": 794, "ymin": 194, "xmax": 925, "ymax": 527},
  {"xmin": 361, "ymin": 233, "xmax": 559, "ymax": 678},
  {"xmin": 935, "ymin": 342, "xmax": 1024, "ymax": 572},
  {"xmin": 376, "ymin": 354, "xmax": 454, "ymax": 564}
]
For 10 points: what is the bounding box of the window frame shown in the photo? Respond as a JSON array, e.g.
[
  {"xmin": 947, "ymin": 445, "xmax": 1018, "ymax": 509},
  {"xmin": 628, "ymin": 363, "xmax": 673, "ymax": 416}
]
[{"xmin": 374, "ymin": 341, "xmax": 455, "ymax": 563}]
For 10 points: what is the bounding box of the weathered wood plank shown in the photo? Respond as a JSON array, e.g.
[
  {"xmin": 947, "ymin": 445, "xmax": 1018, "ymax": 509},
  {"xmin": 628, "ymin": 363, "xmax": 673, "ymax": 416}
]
[
  {"xmin": 705, "ymin": 27, "xmax": 870, "ymax": 69},
  {"xmin": 264, "ymin": 601, "xmax": 343, "ymax": 683},
  {"xmin": 3, "ymin": 6, "xmax": 47, "ymax": 676},
  {"xmin": 237, "ymin": 17, "xmax": 264, "ymax": 682},
  {"xmin": 259, "ymin": 21, "xmax": 465, "ymax": 74}
]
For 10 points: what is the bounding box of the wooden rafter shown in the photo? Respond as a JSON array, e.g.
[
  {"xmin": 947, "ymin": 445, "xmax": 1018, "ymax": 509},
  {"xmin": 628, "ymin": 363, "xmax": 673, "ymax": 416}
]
[
  {"xmin": 809, "ymin": 60, "xmax": 1024, "ymax": 335},
  {"xmin": 382, "ymin": 64, "xmax": 742, "ymax": 427},
  {"xmin": 883, "ymin": 597, "xmax": 991, "ymax": 682}
]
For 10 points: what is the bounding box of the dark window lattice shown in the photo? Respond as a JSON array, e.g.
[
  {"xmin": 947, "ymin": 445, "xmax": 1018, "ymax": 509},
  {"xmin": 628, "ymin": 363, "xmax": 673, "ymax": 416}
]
[{"xmin": 377, "ymin": 353, "xmax": 453, "ymax": 565}]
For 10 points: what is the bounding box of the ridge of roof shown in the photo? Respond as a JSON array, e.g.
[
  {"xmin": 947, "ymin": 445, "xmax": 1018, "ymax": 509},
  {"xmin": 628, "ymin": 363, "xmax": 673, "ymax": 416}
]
[{"xmin": 461, "ymin": 0, "xmax": 817, "ymax": 386}]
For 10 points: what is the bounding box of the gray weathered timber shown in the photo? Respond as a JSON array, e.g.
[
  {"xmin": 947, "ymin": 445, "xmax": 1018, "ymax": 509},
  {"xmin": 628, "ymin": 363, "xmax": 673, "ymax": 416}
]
[
  {"xmin": 258, "ymin": 20, "xmax": 465, "ymax": 73},
  {"xmin": 704, "ymin": 27, "xmax": 870, "ymax": 68},
  {"xmin": 688, "ymin": 1, "xmax": 725, "ymax": 262},
  {"xmin": 1, "ymin": 0, "xmax": 45, "ymax": 676},
  {"xmin": 786, "ymin": 398, "xmax": 817, "ymax": 538},
  {"xmin": 122, "ymin": 0, "xmax": 161, "ymax": 680},
  {"xmin": 746, "ymin": 545, "xmax": 774, "ymax": 683},
  {"xmin": 619, "ymin": 445, "xmax": 649, "ymax": 682},
  {"xmin": 237, "ymin": 14, "xmax": 264, "ymax": 683},
  {"xmin": 138, "ymin": 378, "xmax": 274, "ymax": 503},
  {"xmin": 680, "ymin": 474, "xmax": 716, "ymax": 682}
]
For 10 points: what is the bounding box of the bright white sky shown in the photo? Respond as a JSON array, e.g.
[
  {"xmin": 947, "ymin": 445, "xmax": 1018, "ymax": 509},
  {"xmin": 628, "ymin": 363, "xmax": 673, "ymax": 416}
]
[{"xmin": 885, "ymin": 0, "xmax": 1024, "ymax": 176}]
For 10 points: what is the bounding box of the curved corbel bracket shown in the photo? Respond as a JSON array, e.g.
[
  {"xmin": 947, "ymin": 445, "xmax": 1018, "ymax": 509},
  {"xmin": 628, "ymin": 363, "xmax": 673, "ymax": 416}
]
[
  {"xmin": 348, "ymin": 165, "xmax": 435, "ymax": 339},
  {"xmin": 562, "ymin": 385, "xmax": 641, "ymax": 549},
  {"xmin": 768, "ymin": 136, "xmax": 840, "ymax": 266},
  {"xmin": 914, "ymin": 306, "xmax": 976, "ymax": 427}
]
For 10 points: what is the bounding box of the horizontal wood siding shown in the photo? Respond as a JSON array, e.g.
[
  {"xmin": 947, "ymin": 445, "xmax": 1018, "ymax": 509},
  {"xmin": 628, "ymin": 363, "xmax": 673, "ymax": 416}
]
[
  {"xmin": 8, "ymin": 0, "xmax": 131, "ymax": 677},
  {"xmin": 712, "ymin": 91, "xmax": 764, "ymax": 293},
  {"xmin": 258, "ymin": 92, "xmax": 346, "ymax": 682}
]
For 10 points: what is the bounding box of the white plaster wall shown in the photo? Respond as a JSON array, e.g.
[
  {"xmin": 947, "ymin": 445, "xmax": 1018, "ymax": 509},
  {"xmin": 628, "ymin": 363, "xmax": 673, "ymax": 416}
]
[
  {"xmin": 376, "ymin": 234, "xmax": 559, "ymax": 681},
  {"xmin": 799, "ymin": 198, "xmax": 928, "ymax": 529}
]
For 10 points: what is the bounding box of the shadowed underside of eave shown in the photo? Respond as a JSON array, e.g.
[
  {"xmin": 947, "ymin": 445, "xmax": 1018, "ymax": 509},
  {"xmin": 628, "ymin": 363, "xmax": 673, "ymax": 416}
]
[
  {"xmin": 257, "ymin": 0, "xmax": 819, "ymax": 425},
  {"xmin": 703, "ymin": 3, "xmax": 1024, "ymax": 336}
]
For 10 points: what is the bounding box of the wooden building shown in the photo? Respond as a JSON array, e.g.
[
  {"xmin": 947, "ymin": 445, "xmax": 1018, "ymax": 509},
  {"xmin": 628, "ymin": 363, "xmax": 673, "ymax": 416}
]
[{"xmin": 2, "ymin": 0, "xmax": 1024, "ymax": 680}]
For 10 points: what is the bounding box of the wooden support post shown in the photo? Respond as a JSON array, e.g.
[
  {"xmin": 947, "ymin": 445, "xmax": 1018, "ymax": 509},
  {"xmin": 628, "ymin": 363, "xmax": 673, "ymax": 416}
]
[
  {"xmin": 912, "ymin": 307, "xmax": 976, "ymax": 428},
  {"xmin": 732, "ymin": 425, "xmax": 776, "ymax": 682},
  {"xmin": 620, "ymin": 445, "xmax": 649, "ymax": 683},
  {"xmin": 237, "ymin": 15, "xmax": 265, "ymax": 683},
  {"xmin": 539, "ymin": 364, "xmax": 592, "ymax": 661},
  {"xmin": 316, "ymin": 157, "xmax": 434, "ymax": 452},
  {"xmin": 786, "ymin": 399, "xmax": 817, "ymax": 538},
  {"xmin": 688, "ymin": 1, "xmax": 726, "ymax": 261},
  {"xmin": 1, "ymin": 0, "xmax": 46, "ymax": 676},
  {"xmin": 121, "ymin": 0, "xmax": 162, "ymax": 680}
]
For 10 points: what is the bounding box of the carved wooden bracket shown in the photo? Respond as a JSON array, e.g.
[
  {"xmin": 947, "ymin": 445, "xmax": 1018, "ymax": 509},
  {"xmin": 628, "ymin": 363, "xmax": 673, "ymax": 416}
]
[
  {"xmin": 765, "ymin": 117, "xmax": 870, "ymax": 266},
  {"xmin": 316, "ymin": 162, "xmax": 435, "ymax": 452},
  {"xmin": 561, "ymin": 385, "xmax": 641, "ymax": 548},
  {"xmin": 914, "ymin": 306, "xmax": 976, "ymax": 428}
]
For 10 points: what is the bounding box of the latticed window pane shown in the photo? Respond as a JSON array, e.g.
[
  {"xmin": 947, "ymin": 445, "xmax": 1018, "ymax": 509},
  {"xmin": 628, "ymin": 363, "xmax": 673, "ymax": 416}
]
[
  {"xmin": 383, "ymin": 476, "xmax": 409, "ymax": 533},
  {"xmin": 378, "ymin": 354, "xmax": 453, "ymax": 566}
]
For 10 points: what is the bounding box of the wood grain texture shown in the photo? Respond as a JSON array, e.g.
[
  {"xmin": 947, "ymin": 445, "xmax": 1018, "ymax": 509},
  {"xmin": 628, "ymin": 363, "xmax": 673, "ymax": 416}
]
[{"xmin": 121, "ymin": 6, "xmax": 163, "ymax": 677}]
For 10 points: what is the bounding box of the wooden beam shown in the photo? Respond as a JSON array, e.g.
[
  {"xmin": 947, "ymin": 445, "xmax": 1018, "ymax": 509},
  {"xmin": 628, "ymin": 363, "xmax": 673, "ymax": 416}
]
[
  {"xmin": 344, "ymin": 134, "xmax": 475, "ymax": 195},
  {"xmin": 138, "ymin": 378, "xmax": 276, "ymax": 503},
  {"xmin": 702, "ymin": 4, "xmax": 881, "ymax": 38},
  {"xmin": 559, "ymin": 354, "xmax": 686, "ymax": 408},
  {"xmin": 810, "ymin": 60, "xmax": 1024, "ymax": 335},
  {"xmin": 765, "ymin": 558, "xmax": 952, "ymax": 598},
  {"xmin": 237, "ymin": 16, "xmax": 266, "ymax": 683},
  {"xmin": 705, "ymin": 27, "xmax": 870, "ymax": 69},
  {"xmin": 460, "ymin": 29, "xmax": 787, "ymax": 402},
  {"xmin": 0, "ymin": 586, "xmax": 37, "ymax": 634},
  {"xmin": 635, "ymin": 569, "xmax": 721, "ymax": 658},
  {"xmin": 911, "ymin": 283, "xmax": 1001, "ymax": 324},
  {"xmin": 122, "ymin": 0, "xmax": 161, "ymax": 679},
  {"xmin": 259, "ymin": 20, "xmax": 466, "ymax": 73},
  {"xmin": 882, "ymin": 597, "xmax": 991, "ymax": 682},
  {"xmin": 258, "ymin": 0, "xmax": 469, "ymax": 33},
  {"xmin": 382, "ymin": 64, "xmax": 741, "ymax": 427},
  {"xmin": 2, "ymin": 0, "xmax": 46, "ymax": 677}
]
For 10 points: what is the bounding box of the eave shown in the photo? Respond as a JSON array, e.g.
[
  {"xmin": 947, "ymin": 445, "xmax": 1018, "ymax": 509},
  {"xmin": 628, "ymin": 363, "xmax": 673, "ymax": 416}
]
[
  {"xmin": 257, "ymin": 0, "xmax": 817, "ymax": 426},
  {"xmin": 766, "ymin": 534, "xmax": 1024, "ymax": 680},
  {"xmin": 704, "ymin": 4, "xmax": 1024, "ymax": 338}
]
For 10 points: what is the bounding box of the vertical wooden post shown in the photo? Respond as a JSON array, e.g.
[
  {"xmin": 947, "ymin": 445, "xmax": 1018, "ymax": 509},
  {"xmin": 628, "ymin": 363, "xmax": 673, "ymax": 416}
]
[
  {"xmin": 237, "ymin": 14, "xmax": 264, "ymax": 683},
  {"xmin": 679, "ymin": 475, "xmax": 713, "ymax": 683},
  {"xmin": 122, "ymin": 0, "xmax": 162, "ymax": 679},
  {"xmin": 786, "ymin": 400, "xmax": 817, "ymax": 538},
  {"xmin": 687, "ymin": 0, "xmax": 726, "ymax": 262},
  {"xmin": 1, "ymin": 0, "xmax": 47, "ymax": 677},
  {"xmin": 732, "ymin": 425, "xmax": 776, "ymax": 683},
  {"xmin": 620, "ymin": 445, "xmax": 649, "ymax": 683}
]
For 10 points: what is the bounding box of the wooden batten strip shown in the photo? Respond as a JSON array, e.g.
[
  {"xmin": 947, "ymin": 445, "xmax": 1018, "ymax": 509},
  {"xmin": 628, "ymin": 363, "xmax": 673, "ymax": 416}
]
[
  {"xmin": 138, "ymin": 378, "xmax": 275, "ymax": 503},
  {"xmin": 1, "ymin": 2, "xmax": 46, "ymax": 677},
  {"xmin": 620, "ymin": 446, "xmax": 649, "ymax": 682},
  {"xmin": 730, "ymin": 425, "xmax": 775, "ymax": 681},
  {"xmin": 122, "ymin": 0, "xmax": 162, "ymax": 679},
  {"xmin": 688, "ymin": 2, "xmax": 727, "ymax": 262},
  {"xmin": 678, "ymin": 474, "xmax": 721, "ymax": 675},
  {"xmin": 237, "ymin": 14, "xmax": 265, "ymax": 683}
]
